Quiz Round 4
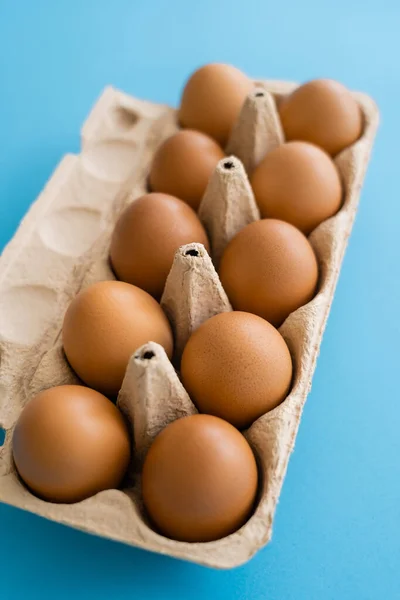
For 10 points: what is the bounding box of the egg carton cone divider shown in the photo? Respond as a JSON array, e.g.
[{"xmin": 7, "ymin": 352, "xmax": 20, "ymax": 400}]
[{"xmin": 0, "ymin": 82, "xmax": 379, "ymax": 568}]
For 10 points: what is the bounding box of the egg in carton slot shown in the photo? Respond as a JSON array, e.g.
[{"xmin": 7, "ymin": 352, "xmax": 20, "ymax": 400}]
[{"xmin": 0, "ymin": 80, "xmax": 379, "ymax": 568}]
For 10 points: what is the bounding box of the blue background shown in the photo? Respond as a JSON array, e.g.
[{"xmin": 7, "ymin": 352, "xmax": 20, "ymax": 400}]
[{"xmin": 0, "ymin": 1, "xmax": 399, "ymax": 598}]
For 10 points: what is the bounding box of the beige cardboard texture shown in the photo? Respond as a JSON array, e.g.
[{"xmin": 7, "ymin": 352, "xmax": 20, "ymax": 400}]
[{"xmin": 0, "ymin": 81, "xmax": 379, "ymax": 568}]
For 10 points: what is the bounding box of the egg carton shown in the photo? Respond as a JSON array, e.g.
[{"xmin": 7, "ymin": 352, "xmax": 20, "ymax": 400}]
[{"xmin": 0, "ymin": 81, "xmax": 379, "ymax": 568}]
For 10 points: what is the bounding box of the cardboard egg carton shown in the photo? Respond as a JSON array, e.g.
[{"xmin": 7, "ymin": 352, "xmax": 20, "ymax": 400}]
[{"xmin": 0, "ymin": 81, "xmax": 379, "ymax": 568}]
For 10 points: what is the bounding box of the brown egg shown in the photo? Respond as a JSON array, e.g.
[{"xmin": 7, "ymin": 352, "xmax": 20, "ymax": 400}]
[
  {"xmin": 181, "ymin": 312, "xmax": 292, "ymax": 429},
  {"xmin": 110, "ymin": 193, "xmax": 210, "ymax": 299},
  {"xmin": 219, "ymin": 219, "xmax": 318, "ymax": 327},
  {"xmin": 251, "ymin": 141, "xmax": 342, "ymax": 234},
  {"xmin": 63, "ymin": 281, "xmax": 173, "ymax": 397},
  {"xmin": 149, "ymin": 130, "xmax": 225, "ymax": 211},
  {"xmin": 142, "ymin": 414, "xmax": 258, "ymax": 542},
  {"xmin": 279, "ymin": 79, "xmax": 363, "ymax": 156},
  {"xmin": 12, "ymin": 385, "xmax": 131, "ymax": 503},
  {"xmin": 178, "ymin": 63, "xmax": 254, "ymax": 146}
]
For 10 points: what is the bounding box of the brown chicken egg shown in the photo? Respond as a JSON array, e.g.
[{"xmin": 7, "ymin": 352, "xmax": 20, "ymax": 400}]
[
  {"xmin": 279, "ymin": 79, "xmax": 363, "ymax": 156},
  {"xmin": 142, "ymin": 414, "xmax": 258, "ymax": 542},
  {"xmin": 63, "ymin": 281, "xmax": 173, "ymax": 397},
  {"xmin": 219, "ymin": 219, "xmax": 318, "ymax": 327},
  {"xmin": 181, "ymin": 312, "xmax": 292, "ymax": 429},
  {"xmin": 149, "ymin": 130, "xmax": 225, "ymax": 211},
  {"xmin": 110, "ymin": 193, "xmax": 210, "ymax": 299},
  {"xmin": 178, "ymin": 63, "xmax": 254, "ymax": 146},
  {"xmin": 12, "ymin": 385, "xmax": 131, "ymax": 503},
  {"xmin": 251, "ymin": 141, "xmax": 342, "ymax": 234}
]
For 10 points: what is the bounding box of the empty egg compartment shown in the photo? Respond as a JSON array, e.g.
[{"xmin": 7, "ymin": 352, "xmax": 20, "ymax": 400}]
[{"xmin": 0, "ymin": 81, "xmax": 379, "ymax": 568}]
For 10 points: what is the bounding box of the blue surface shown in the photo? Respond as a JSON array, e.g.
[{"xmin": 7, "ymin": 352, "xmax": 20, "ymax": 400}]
[{"xmin": 0, "ymin": 1, "xmax": 399, "ymax": 598}]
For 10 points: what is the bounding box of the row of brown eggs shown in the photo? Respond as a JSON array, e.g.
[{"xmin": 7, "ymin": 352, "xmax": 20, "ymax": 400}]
[
  {"xmin": 13, "ymin": 383, "xmax": 259, "ymax": 543},
  {"xmin": 150, "ymin": 131, "xmax": 342, "ymax": 235},
  {"xmin": 178, "ymin": 63, "xmax": 362, "ymax": 155},
  {"xmin": 12, "ymin": 63, "xmax": 363, "ymax": 544}
]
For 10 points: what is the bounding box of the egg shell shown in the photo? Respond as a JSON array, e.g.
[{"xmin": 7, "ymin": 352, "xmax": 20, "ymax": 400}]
[
  {"xmin": 219, "ymin": 219, "xmax": 319, "ymax": 327},
  {"xmin": 251, "ymin": 141, "xmax": 343, "ymax": 234},
  {"xmin": 110, "ymin": 192, "xmax": 210, "ymax": 299},
  {"xmin": 62, "ymin": 281, "xmax": 173, "ymax": 397},
  {"xmin": 279, "ymin": 78, "xmax": 363, "ymax": 156},
  {"xmin": 181, "ymin": 312, "xmax": 293, "ymax": 429},
  {"xmin": 178, "ymin": 63, "xmax": 254, "ymax": 146},
  {"xmin": 142, "ymin": 414, "xmax": 258, "ymax": 542},
  {"xmin": 149, "ymin": 130, "xmax": 225, "ymax": 211},
  {"xmin": 12, "ymin": 385, "xmax": 131, "ymax": 503}
]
